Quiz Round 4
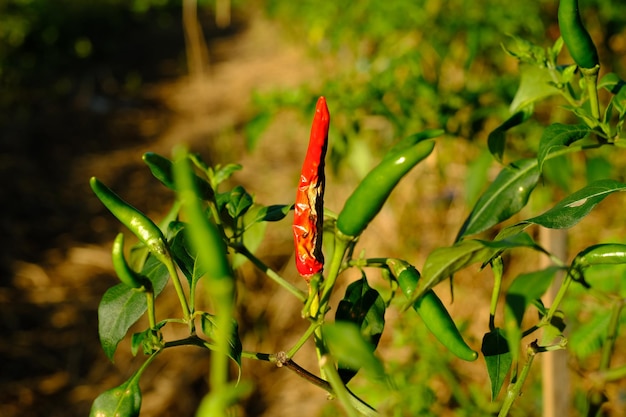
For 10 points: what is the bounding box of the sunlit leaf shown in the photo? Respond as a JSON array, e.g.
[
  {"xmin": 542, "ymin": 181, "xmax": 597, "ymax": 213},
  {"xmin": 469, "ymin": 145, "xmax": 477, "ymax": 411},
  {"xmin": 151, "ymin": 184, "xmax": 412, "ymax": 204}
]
[
  {"xmin": 456, "ymin": 158, "xmax": 540, "ymax": 241},
  {"xmin": 523, "ymin": 179, "xmax": 626, "ymax": 229},
  {"xmin": 509, "ymin": 64, "xmax": 560, "ymax": 113},
  {"xmin": 537, "ymin": 124, "xmax": 590, "ymax": 173},
  {"xmin": 98, "ymin": 255, "xmax": 168, "ymax": 361},
  {"xmin": 415, "ymin": 240, "xmax": 489, "ymax": 299},
  {"xmin": 89, "ymin": 374, "xmax": 142, "ymax": 417}
]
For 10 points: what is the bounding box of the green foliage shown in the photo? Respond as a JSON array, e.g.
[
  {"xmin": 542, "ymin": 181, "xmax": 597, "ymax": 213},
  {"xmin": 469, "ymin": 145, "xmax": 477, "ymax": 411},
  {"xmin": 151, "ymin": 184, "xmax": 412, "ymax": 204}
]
[{"xmin": 85, "ymin": 1, "xmax": 626, "ymax": 415}]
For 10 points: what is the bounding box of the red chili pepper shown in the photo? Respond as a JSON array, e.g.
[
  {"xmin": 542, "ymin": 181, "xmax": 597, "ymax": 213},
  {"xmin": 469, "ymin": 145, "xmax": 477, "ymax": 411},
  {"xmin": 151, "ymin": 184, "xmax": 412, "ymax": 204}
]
[{"xmin": 293, "ymin": 97, "xmax": 330, "ymax": 280}]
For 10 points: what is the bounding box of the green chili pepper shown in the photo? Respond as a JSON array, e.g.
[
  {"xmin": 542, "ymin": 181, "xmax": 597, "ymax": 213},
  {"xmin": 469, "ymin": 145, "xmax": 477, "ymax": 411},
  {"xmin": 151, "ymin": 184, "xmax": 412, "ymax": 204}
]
[
  {"xmin": 388, "ymin": 259, "xmax": 478, "ymax": 362},
  {"xmin": 90, "ymin": 177, "xmax": 168, "ymax": 261},
  {"xmin": 573, "ymin": 243, "xmax": 626, "ymax": 268},
  {"xmin": 336, "ymin": 129, "xmax": 442, "ymax": 238},
  {"xmin": 111, "ymin": 233, "xmax": 150, "ymax": 290},
  {"xmin": 558, "ymin": 0, "xmax": 599, "ymax": 69}
]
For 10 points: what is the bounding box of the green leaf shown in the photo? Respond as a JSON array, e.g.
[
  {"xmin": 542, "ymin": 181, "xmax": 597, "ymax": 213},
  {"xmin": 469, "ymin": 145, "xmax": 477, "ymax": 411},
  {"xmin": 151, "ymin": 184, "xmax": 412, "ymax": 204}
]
[
  {"xmin": 537, "ymin": 124, "xmax": 590, "ymax": 173},
  {"xmin": 142, "ymin": 152, "xmax": 215, "ymax": 201},
  {"xmin": 504, "ymin": 267, "xmax": 560, "ymax": 364},
  {"xmin": 335, "ymin": 275, "xmax": 386, "ymax": 383},
  {"xmin": 416, "ymin": 240, "xmax": 489, "ymax": 299},
  {"xmin": 477, "ymin": 231, "xmax": 549, "ymax": 266},
  {"xmin": 456, "ymin": 158, "xmax": 540, "ymax": 241},
  {"xmin": 598, "ymin": 72, "xmax": 624, "ymax": 93},
  {"xmin": 487, "ymin": 106, "xmax": 533, "ymax": 162},
  {"xmin": 90, "ymin": 374, "xmax": 142, "ymax": 417},
  {"xmin": 226, "ymin": 185, "xmax": 254, "ymax": 219},
  {"xmin": 230, "ymin": 204, "xmax": 269, "ymax": 269},
  {"xmin": 322, "ymin": 322, "xmax": 386, "ymax": 382},
  {"xmin": 509, "ymin": 64, "xmax": 560, "ymax": 113},
  {"xmin": 98, "ymin": 255, "xmax": 168, "ymax": 361},
  {"xmin": 523, "ymin": 179, "xmax": 626, "ymax": 229},
  {"xmin": 248, "ymin": 204, "xmax": 292, "ymax": 223},
  {"xmin": 211, "ymin": 163, "xmax": 243, "ymax": 186},
  {"xmin": 169, "ymin": 222, "xmax": 206, "ymax": 289},
  {"xmin": 481, "ymin": 328, "xmax": 511, "ymax": 400},
  {"xmin": 501, "ymin": 36, "xmax": 547, "ymax": 66},
  {"xmin": 131, "ymin": 324, "xmax": 165, "ymax": 357}
]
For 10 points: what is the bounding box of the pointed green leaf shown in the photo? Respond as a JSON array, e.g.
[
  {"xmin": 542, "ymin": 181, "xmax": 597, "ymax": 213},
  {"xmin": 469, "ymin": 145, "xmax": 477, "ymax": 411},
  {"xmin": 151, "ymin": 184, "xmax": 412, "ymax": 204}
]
[
  {"xmin": 335, "ymin": 275, "xmax": 386, "ymax": 383},
  {"xmin": 142, "ymin": 152, "xmax": 215, "ymax": 201},
  {"xmin": 504, "ymin": 267, "xmax": 560, "ymax": 364},
  {"xmin": 481, "ymin": 328, "xmax": 511, "ymax": 400},
  {"xmin": 169, "ymin": 222, "xmax": 206, "ymax": 288},
  {"xmin": 226, "ymin": 185, "xmax": 254, "ymax": 219},
  {"xmin": 89, "ymin": 374, "xmax": 142, "ymax": 417},
  {"xmin": 524, "ymin": 179, "xmax": 626, "ymax": 229},
  {"xmin": 487, "ymin": 106, "xmax": 533, "ymax": 162},
  {"xmin": 211, "ymin": 163, "xmax": 243, "ymax": 186},
  {"xmin": 415, "ymin": 240, "xmax": 490, "ymax": 299},
  {"xmin": 510, "ymin": 64, "xmax": 560, "ymax": 113},
  {"xmin": 456, "ymin": 158, "xmax": 540, "ymax": 241},
  {"xmin": 537, "ymin": 124, "xmax": 590, "ymax": 173},
  {"xmin": 249, "ymin": 204, "xmax": 292, "ymax": 223},
  {"xmin": 98, "ymin": 256, "xmax": 168, "ymax": 361}
]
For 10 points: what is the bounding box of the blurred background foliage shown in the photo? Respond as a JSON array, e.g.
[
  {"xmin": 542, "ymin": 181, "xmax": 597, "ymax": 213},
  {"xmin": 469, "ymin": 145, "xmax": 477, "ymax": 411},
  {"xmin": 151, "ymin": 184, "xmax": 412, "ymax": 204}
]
[{"xmin": 2, "ymin": 0, "xmax": 626, "ymax": 416}]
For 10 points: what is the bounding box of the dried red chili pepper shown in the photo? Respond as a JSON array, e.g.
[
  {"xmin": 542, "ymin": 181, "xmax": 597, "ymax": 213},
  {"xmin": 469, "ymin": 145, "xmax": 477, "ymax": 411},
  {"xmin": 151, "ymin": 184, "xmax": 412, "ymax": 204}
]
[{"xmin": 293, "ymin": 97, "xmax": 329, "ymax": 280}]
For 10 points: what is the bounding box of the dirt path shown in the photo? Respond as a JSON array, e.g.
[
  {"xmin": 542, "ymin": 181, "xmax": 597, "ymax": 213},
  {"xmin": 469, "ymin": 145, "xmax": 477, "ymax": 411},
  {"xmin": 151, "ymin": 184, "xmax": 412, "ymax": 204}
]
[{"xmin": 0, "ymin": 8, "xmax": 331, "ymax": 417}]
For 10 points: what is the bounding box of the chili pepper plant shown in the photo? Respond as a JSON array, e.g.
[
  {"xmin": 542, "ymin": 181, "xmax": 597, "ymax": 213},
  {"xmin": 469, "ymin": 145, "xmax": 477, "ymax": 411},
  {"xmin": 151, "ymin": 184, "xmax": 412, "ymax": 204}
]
[{"xmin": 89, "ymin": 2, "xmax": 626, "ymax": 416}]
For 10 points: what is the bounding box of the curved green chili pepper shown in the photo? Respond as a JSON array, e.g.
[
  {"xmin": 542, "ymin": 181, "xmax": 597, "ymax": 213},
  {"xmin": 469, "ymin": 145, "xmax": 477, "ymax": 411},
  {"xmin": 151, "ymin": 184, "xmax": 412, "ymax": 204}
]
[
  {"xmin": 388, "ymin": 259, "xmax": 478, "ymax": 362},
  {"xmin": 112, "ymin": 233, "xmax": 150, "ymax": 290},
  {"xmin": 573, "ymin": 243, "xmax": 626, "ymax": 268},
  {"xmin": 336, "ymin": 129, "xmax": 442, "ymax": 238},
  {"xmin": 90, "ymin": 177, "xmax": 168, "ymax": 261},
  {"xmin": 558, "ymin": 0, "xmax": 599, "ymax": 69}
]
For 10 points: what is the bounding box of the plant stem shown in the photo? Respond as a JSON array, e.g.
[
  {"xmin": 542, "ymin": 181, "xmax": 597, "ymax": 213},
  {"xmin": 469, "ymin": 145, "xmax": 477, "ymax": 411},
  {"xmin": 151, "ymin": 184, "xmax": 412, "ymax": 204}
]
[
  {"xmin": 581, "ymin": 66, "xmax": 601, "ymax": 122},
  {"xmin": 234, "ymin": 244, "xmax": 306, "ymax": 302},
  {"xmin": 145, "ymin": 290, "xmax": 157, "ymax": 330},
  {"xmin": 319, "ymin": 355, "xmax": 361, "ymax": 417},
  {"xmin": 287, "ymin": 320, "xmax": 320, "ymax": 358},
  {"xmin": 541, "ymin": 269, "xmax": 573, "ymax": 326},
  {"xmin": 498, "ymin": 343, "xmax": 537, "ymax": 417},
  {"xmin": 319, "ymin": 236, "xmax": 350, "ymax": 314},
  {"xmin": 164, "ymin": 256, "xmax": 193, "ymax": 331},
  {"xmin": 489, "ymin": 257, "xmax": 504, "ymax": 331}
]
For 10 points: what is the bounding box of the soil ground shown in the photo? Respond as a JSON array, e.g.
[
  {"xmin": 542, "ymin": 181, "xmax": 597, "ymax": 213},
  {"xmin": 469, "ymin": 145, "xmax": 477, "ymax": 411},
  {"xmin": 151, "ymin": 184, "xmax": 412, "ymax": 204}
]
[{"xmin": 0, "ymin": 7, "xmax": 331, "ymax": 417}]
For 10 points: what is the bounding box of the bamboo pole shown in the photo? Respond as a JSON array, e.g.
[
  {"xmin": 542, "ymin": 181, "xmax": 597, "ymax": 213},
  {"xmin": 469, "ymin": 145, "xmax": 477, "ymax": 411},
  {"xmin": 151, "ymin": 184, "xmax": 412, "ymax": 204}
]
[{"xmin": 540, "ymin": 227, "xmax": 570, "ymax": 417}]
